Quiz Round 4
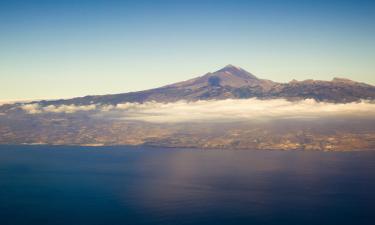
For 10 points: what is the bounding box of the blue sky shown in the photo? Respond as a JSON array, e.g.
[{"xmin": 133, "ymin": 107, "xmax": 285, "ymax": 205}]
[{"xmin": 1, "ymin": 0, "xmax": 374, "ymax": 100}]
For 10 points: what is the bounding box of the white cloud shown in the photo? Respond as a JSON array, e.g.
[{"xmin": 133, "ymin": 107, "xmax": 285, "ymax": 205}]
[
  {"xmin": 20, "ymin": 104, "xmax": 42, "ymax": 114},
  {"xmin": 20, "ymin": 103, "xmax": 96, "ymax": 114},
  {"xmin": 0, "ymin": 99, "xmax": 41, "ymax": 106},
  {"xmin": 103, "ymin": 99, "xmax": 375, "ymax": 123},
  {"xmin": 19, "ymin": 99, "xmax": 375, "ymax": 123},
  {"xmin": 43, "ymin": 104, "xmax": 96, "ymax": 113}
]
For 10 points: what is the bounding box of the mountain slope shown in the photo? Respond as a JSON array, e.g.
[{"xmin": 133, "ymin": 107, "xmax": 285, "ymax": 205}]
[
  {"xmin": 1, "ymin": 65, "xmax": 375, "ymax": 110},
  {"xmin": 271, "ymin": 78, "xmax": 375, "ymax": 102}
]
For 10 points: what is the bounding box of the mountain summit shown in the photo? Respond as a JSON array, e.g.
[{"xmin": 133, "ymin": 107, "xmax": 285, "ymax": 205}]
[
  {"xmin": 167, "ymin": 65, "xmax": 272, "ymax": 90},
  {"xmin": 216, "ymin": 64, "xmax": 258, "ymax": 79}
]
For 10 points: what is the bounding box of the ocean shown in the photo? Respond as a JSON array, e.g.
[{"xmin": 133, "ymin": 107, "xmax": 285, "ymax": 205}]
[{"xmin": 0, "ymin": 145, "xmax": 374, "ymax": 225}]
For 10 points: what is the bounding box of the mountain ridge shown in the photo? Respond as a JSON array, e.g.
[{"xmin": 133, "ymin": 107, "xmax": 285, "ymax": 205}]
[{"xmin": 1, "ymin": 65, "xmax": 375, "ymax": 109}]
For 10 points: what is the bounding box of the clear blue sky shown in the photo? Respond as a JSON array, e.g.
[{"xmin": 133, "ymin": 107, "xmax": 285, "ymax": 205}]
[{"xmin": 1, "ymin": 0, "xmax": 374, "ymax": 100}]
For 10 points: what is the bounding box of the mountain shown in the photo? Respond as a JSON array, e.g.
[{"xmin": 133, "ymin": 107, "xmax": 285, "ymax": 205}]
[
  {"xmin": 0, "ymin": 65, "xmax": 374, "ymax": 150},
  {"xmin": 3, "ymin": 65, "xmax": 372, "ymax": 109}
]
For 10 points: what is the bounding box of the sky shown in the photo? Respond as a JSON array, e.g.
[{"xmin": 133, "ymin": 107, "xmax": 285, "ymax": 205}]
[{"xmin": 0, "ymin": 0, "xmax": 374, "ymax": 101}]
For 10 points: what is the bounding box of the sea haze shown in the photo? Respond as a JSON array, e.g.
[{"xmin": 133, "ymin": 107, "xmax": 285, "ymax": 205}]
[{"xmin": 0, "ymin": 145, "xmax": 374, "ymax": 225}]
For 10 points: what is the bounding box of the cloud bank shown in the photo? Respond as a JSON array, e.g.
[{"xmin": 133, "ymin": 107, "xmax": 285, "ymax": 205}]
[
  {"xmin": 20, "ymin": 104, "xmax": 97, "ymax": 114},
  {"xmin": 19, "ymin": 99, "xmax": 375, "ymax": 123},
  {"xmin": 0, "ymin": 99, "xmax": 41, "ymax": 106}
]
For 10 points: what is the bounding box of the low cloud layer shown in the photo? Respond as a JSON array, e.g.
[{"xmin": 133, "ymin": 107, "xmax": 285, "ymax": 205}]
[
  {"xmin": 0, "ymin": 99, "xmax": 40, "ymax": 106},
  {"xmin": 20, "ymin": 104, "xmax": 97, "ymax": 114},
  {"xmin": 18, "ymin": 98, "xmax": 375, "ymax": 123}
]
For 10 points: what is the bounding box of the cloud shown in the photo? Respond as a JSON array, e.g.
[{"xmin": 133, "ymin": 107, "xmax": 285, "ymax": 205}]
[
  {"xmin": 19, "ymin": 99, "xmax": 375, "ymax": 123},
  {"xmin": 43, "ymin": 104, "xmax": 96, "ymax": 113},
  {"xmin": 20, "ymin": 103, "xmax": 96, "ymax": 114},
  {"xmin": 0, "ymin": 99, "xmax": 40, "ymax": 106},
  {"xmin": 101, "ymin": 99, "xmax": 375, "ymax": 123},
  {"xmin": 20, "ymin": 104, "xmax": 42, "ymax": 114}
]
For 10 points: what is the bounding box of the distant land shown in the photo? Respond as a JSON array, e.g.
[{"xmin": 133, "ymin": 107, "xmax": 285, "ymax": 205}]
[
  {"xmin": 2, "ymin": 65, "xmax": 374, "ymax": 108},
  {"xmin": 0, "ymin": 65, "xmax": 374, "ymax": 151}
]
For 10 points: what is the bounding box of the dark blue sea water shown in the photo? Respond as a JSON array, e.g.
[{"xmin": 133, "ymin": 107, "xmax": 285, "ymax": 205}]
[{"xmin": 0, "ymin": 145, "xmax": 374, "ymax": 225}]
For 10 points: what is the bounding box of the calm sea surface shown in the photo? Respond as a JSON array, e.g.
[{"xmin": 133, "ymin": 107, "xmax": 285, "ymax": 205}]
[{"xmin": 0, "ymin": 145, "xmax": 374, "ymax": 225}]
